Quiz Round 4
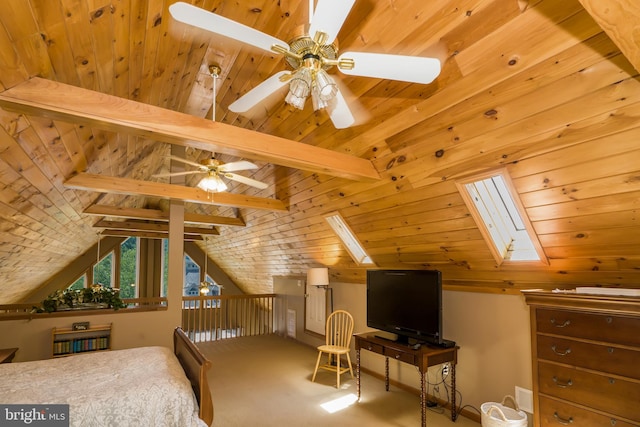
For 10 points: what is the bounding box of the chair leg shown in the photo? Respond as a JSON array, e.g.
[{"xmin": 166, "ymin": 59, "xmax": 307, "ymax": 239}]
[
  {"xmin": 345, "ymin": 353, "xmax": 354, "ymax": 378},
  {"xmin": 336, "ymin": 354, "xmax": 341, "ymax": 388},
  {"xmin": 311, "ymin": 351, "xmax": 323, "ymax": 383}
]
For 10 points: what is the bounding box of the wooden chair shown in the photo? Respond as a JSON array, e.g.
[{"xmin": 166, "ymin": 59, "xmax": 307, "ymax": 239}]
[{"xmin": 311, "ymin": 310, "xmax": 355, "ymax": 388}]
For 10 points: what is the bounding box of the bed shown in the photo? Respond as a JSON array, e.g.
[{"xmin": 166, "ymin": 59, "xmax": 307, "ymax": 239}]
[{"xmin": 0, "ymin": 327, "xmax": 213, "ymax": 427}]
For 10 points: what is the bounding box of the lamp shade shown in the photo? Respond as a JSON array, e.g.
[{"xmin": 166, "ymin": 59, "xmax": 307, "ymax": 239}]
[{"xmin": 307, "ymin": 267, "xmax": 329, "ymax": 287}]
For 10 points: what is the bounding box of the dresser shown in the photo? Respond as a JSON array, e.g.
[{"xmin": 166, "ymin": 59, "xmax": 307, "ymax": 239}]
[{"xmin": 524, "ymin": 291, "xmax": 640, "ymax": 427}]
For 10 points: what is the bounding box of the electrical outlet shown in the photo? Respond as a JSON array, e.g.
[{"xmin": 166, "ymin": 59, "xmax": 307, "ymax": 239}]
[
  {"xmin": 442, "ymin": 364, "xmax": 449, "ymax": 376},
  {"xmin": 515, "ymin": 386, "xmax": 534, "ymax": 413}
]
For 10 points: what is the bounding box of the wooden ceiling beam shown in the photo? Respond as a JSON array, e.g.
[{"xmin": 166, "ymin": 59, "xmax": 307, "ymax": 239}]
[
  {"xmin": 100, "ymin": 229, "xmax": 203, "ymax": 241},
  {"xmin": 93, "ymin": 219, "xmax": 220, "ymax": 235},
  {"xmin": 0, "ymin": 77, "xmax": 380, "ymax": 181},
  {"xmin": 577, "ymin": 0, "xmax": 640, "ymax": 73},
  {"xmin": 66, "ymin": 174, "xmax": 287, "ymax": 212},
  {"xmin": 84, "ymin": 204, "xmax": 246, "ymax": 227}
]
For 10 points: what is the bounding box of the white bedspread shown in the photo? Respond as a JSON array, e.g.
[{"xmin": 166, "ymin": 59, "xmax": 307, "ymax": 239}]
[{"xmin": 0, "ymin": 346, "xmax": 207, "ymax": 427}]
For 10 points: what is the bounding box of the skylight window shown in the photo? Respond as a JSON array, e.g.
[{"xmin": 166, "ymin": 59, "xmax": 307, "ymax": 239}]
[
  {"xmin": 324, "ymin": 212, "xmax": 374, "ymax": 265},
  {"xmin": 456, "ymin": 169, "xmax": 547, "ymax": 265}
]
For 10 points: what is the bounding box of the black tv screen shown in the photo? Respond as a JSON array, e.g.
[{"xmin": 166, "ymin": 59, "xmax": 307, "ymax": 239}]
[{"xmin": 366, "ymin": 269, "xmax": 443, "ymax": 345}]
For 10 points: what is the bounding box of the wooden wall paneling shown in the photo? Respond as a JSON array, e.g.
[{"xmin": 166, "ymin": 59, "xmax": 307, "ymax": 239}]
[
  {"xmin": 112, "ymin": 0, "xmax": 131, "ymax": 99},
  {"xmin": 527, "ymin": 191, "xmax": 640, "ymax": 221},
  {"xmin": 407, "ymin": 75, "xmax": 640, "ymax": 189},
  {"xmin": 127, "ymin": 0, "xmax": 147, "ymax": 101},
  {"xmin": 387, "ymin": 32, "xmax": 623, "ymax": 159},
  {"xmin": 59, "ymin": 0, "xmax": 100, "ymax": 90},
  {"xmin": 533, "ymin": 210, "xmax": 639, "ymax": 235},
  {"xmin": 135, "ymin": 0, "xmax": 165, "ymax": 104},
  {"xmin": 88, "ymin": 1, "xmax": 116, "ymax": 95},
  {"xmin": 521, "ymin": 171, "xmax": 640, "ymax": 207}
]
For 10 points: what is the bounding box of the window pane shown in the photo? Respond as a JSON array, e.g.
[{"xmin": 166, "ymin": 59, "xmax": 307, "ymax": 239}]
[
  {"xmin": 68, "ymin": 275, "xmax": 86, "ymax": 290},
  {"xmin": 93, "ymin": 252, "xmax": 113, "ymax": 287},
  {"xmin": 161, "ymin": 239, "xmax": 169, "ymax": 297},
  {"xmin": 184, "ymin": 254, "xmax": 200, "ymax": 296},
  {"xmin": 119, "ymin": 237, "xmax": 138, "ymax": 298}
]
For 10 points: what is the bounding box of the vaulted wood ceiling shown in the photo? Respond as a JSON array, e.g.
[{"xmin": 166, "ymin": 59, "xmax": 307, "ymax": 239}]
[{"xmin": 1, "ymin": 0, "xmax": 639, "ymax": 303}]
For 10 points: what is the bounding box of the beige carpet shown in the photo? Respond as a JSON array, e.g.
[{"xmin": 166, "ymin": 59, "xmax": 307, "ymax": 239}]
[{"xmin": 197, "ymin": 335, "xmax": 481, "ymax": 427}]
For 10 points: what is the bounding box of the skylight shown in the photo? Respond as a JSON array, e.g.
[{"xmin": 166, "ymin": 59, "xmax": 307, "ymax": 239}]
[
  {"xmin": 456, "ymin": 169, "xmax": 547, "ymax": 264},
  {"xmin": 324, "ymin": 212, "xmax": 374, "ymax": 265}
]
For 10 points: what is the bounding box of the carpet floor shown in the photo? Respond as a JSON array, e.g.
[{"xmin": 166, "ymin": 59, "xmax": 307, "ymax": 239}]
[{"xmin": 197, "ymin": 334, "xmax": 481, "ymax": 427}]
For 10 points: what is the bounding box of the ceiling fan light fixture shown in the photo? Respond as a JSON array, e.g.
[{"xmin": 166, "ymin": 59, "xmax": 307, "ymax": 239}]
[{"xmin": 197, "ymin": 174, "xmax": 228, "ymax": 193}]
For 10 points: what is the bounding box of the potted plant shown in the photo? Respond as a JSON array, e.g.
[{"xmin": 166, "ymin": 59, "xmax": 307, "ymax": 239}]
[{"xmin": 34, "ymin": 285, "xmax": 127, "ymax": 313}]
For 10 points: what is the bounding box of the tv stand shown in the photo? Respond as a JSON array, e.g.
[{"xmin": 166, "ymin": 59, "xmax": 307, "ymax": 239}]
[{"xmin": 354, "ymin": 333, "xmax": 458, "ymax": 427}]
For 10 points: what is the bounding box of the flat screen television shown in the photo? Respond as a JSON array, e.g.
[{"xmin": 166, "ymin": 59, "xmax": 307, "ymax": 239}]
[{"xmin": 367, "ymin": 269, "xmax": 445, "ymax": 347}]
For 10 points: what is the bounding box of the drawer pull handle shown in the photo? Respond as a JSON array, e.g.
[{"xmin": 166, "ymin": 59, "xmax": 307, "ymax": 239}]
[
  {"xmin": 550, "ymin": 318, "xmax": 571, "ymax": 328},
  {"xmin": 395, "ymin": 354, "xmax": 401, "ymax": 359},
  {"xmin": 367, "ymin": 346, "xmax": 372, "ymax": 351},
  {"xmin": 553, "ymin": 412, "xmax": 573, "ymax": 425},
  {"xmin": 551, "ymin": 345, "xmax": 571, "ymax": 356},
  {"xmin": 552, "ymin": 376, "xmax": 573, "ymax": 388}
]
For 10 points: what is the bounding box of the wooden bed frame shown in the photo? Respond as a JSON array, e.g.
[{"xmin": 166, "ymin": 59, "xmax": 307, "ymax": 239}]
[{"xmin": 173, "ymin": 327, "xmax": 213, "ymax": 426}]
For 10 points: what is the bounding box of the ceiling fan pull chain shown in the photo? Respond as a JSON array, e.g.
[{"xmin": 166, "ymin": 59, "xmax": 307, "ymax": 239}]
[{"xmin": 210, "ymin": 66, "xmax": 220, "ymax": 122}]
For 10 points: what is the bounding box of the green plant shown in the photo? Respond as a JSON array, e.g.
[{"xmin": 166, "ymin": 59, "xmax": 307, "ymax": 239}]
[{"xmin": 34, "ymin": 285, "xmax": 127, "ymax": 313}]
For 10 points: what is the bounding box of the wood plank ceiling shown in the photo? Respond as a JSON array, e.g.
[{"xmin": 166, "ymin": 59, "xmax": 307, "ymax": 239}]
[{"xmin": 1, "ymin": 0, "xmax": 639, "ymax": 303}]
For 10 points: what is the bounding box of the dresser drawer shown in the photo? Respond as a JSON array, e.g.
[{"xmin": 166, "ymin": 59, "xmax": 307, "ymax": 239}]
[
  {"xmin": 538, "ymin": 362, "xmax": 640, "ymax": 422},
  {"xmin": 537, "ymin": 335, "xmax": 640, "ymax": 380},
  {"xmin": 536, "ymin": 308, "xmax": 640, "ymax": 346},
  {"xmin": 384, "ymin": 347, "xmax": 416, "ymax": 365},
  {"xmin": 539, "ymin": 395, "xmax": 638, "ymax": 427}
]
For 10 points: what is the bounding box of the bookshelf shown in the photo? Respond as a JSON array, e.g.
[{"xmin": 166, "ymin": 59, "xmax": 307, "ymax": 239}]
[{"xmin": 52, "ymin": 324, "xmax": 112, "ymax": 357}]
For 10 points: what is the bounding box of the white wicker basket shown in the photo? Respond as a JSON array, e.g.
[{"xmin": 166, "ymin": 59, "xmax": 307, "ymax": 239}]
[{"xmin": 480, "ymin": 395, "xmax": 527, "ymax": 427}]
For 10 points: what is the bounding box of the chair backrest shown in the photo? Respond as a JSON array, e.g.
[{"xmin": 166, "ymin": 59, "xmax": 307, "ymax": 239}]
[{"xmin": 325, "ymin": 310, "xmax": 354, "ymax": 348}]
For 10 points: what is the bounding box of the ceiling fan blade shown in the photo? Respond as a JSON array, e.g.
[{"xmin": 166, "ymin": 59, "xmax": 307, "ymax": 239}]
[
  {"xmin": 338, "ymin": 52, "xmax": 441, "ymax": 84},
  {"xmin": 309, "ymin": 0, "xmax": 355, "ymax": 44},
  {"xmin": 327, "ymin": 88, "xmax": 355, "ymax": 129},
  {"xmin": 152, "ymin": 170, "xmax": 204, "ymax": 178},
  {"xmin": 167, "ymin": 154, "xmax": 207, "ymax": 170},
  {"xmin": 169, "ymin": 2, "xmax": 289, "ymax": 53},
  {"xmin": 218, "ymin": 160, "xmax": 259, "ymax": 172},
  {"xmin": 229, "ymin": 71, "xmax": 290, "ymax": 113},
  {"xmin": 223, "ymin": 173, "xmax": 269, "ymax": 190}
]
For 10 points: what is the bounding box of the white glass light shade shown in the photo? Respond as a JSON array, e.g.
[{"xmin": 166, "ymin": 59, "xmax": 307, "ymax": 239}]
[
  {"xmin": 307, "ymin": 267, "xmax": 329, "ymax": 287},
  {"xmin": 289, "ymin": 68, "xmax": 312, "ymax": 98},
  {"xmin": 315, "ymin": 69, "xmax": 338, "ymax": 101},
  {"xmin": 197, "ymin": 174, "xmax": 228, "ymax": 192},
  {"xmin": 311, "ymin": 84, "xmax": 330, "ymax": 110},
  {"xmin": 285, "ymin": 91, "xmax": 306, "ymax": 110}
]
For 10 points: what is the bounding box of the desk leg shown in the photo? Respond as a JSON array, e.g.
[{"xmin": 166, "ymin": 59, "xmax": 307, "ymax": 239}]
[
  {"xmin": 421, "ymin": 369, "xmax": 427, "ymax": 427},
  {"xmin": 356, "ymin": 348, "xmax": 361, "ymax": 401},
  {"xmin": 451, "ymin": 363, "xmax": 457, "ymax": 421},
  {"xmin": 385, "ymin": 357, "xmax": 389, "ymax": 391}
]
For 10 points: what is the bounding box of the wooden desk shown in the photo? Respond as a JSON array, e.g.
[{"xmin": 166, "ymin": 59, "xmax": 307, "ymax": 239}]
[
  {"xmin": 0, "ymin": 347, "xmax": 18, "ymax": 363},
  {"xmin": 354, "ymin": 333, "xmax": 458, "ymax": 427}
]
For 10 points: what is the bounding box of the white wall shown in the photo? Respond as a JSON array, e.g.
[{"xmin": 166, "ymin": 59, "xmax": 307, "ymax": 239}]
[{"xmin": 275, "ymin": 276, "xmax": 533, "ymax": 414}]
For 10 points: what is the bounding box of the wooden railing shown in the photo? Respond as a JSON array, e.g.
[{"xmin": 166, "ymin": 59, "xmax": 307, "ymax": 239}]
[
  {"xmin": 0, "ymin": 298, "xmax": 167, "ymax": 320},
  {"xmin": 181, "ymin": 294, "xmax": 276, "ymax": 343}
]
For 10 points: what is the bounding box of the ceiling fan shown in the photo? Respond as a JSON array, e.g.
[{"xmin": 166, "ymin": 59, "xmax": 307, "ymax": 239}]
[
  {"xmin": 169, "ymin": 0, "xmax": 441, "ymax": 129},
  {"xmin": 153, "ymin": 155, "xmax": 268, "ymax": 192}
]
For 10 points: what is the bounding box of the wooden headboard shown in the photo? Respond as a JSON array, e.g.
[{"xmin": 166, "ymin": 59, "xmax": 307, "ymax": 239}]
[{"xmin": 173, "ymin": 327, "xmax": 213, "ymax": 426}]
